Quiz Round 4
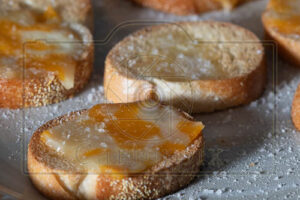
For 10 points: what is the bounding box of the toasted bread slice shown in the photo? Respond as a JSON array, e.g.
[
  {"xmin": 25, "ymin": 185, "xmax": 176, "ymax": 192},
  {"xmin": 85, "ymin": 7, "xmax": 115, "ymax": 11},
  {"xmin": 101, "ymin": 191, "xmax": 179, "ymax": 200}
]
[
  {"xmin": 0, "ymin": 1, "xmax": 93, "ymax": 108},
  {"xmin": 28, "ymin": 101, "xmax": 204, "ymax": 200},
  {"xmin": 262, "ymin": 0, "xmax": 300, "ymax": 67},
  {"xmin": 292, "ymin": 84, "xmax": 300, "ymax": 130},
  {"xmin": 131, "ymin": 0, "xmax": 253, "ymax": 15},
  {"xmin": 104, "ymin": 21, "xmax": 266, "ymax": 113}
]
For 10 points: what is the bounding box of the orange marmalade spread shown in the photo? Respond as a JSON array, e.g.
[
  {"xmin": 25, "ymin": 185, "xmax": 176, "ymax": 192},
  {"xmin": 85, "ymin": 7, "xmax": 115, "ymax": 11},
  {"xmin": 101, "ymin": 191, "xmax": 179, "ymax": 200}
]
[
  {"xmin": 41, "ymin": 102, "xmax": 204, "ymax": 176},
  {"xmin": 0, "ymin": 7, "xmax": 82, "ymax": 89},
  {"xmin": 216, "ymin": 0, "xmax": 240, "ymax": 10},
  {"xmin": 265, "ymin": 0, "xmax": 300, "ymax": 35}
]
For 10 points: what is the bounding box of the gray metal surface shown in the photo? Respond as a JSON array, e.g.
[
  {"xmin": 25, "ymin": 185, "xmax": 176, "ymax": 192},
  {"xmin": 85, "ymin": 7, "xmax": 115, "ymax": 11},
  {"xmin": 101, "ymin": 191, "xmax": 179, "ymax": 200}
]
[{"xmin": 1, "ymin": 0, "xmax": 300, "ymax": 199}]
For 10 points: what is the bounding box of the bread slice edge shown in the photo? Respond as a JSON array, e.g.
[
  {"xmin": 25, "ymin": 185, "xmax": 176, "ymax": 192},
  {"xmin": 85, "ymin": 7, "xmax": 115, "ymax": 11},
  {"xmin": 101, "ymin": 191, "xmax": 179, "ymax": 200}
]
[
  {"xmin": 104, "ymin": 21, "xmax": 266, "ymax": 113},
  {"xmin": 0, "ymin": 18, "xmax": 94, "ymax": 109},
  {"xmin": 28, "ymin": 104, "xmax": 204, "ymax": 200},
  {"xmin": 262, "ymin": 11, "xmax": 300, "ymax": 67}
]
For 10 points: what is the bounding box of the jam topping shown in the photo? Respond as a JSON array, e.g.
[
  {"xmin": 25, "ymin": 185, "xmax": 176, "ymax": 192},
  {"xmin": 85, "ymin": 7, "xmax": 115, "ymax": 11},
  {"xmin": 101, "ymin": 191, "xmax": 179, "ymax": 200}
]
[
  {"xmin": 267, "ymin": 0, "xmax": 299, "ymax": 13},
  {"xmin": 88, "ymin": 103, "xmax": 162, "ymax": 149},
  {"xmin": 41, "ymin": 102, "xmax": 204, "ymax": 176},
  {"xmin": 266, "ymin": 15, "xmax": 300, "ymax": 35},
  {"xmin": 0, "ymin": 7, "xmax": 82, "ymax": 89},
  {"xmin": 39, "ymin": 6, "xmax": 61, "ymax": 22},
  {"xmin": 216, "ymin": 0, "xmax": 239, "ymax": 10},
  {"xmin": 265, "ymin": 0, "xmax": 300, "ymax": 35}
]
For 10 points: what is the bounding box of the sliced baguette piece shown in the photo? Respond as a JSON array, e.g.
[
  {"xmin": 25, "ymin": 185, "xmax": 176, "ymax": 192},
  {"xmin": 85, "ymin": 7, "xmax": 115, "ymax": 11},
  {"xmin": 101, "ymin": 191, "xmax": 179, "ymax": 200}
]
[
  {"xmin": 104, "ymin": 21, "xmax": 266, "ymax": 113},
  {"xmin": 292, "ymin": 84, "xmax": 300, "ymax": 130},
  {"xmin": 0, "ymin": 1, "xmax": 93, "ymax": 109},
  {"xmin": 28, "ymin": 101, "xmax": 204, "ymax": 200},
  {"xmin": 262, "ymin": 0, "xmax": 300, "ymax": 67},
  {"xmin": 131, "ymin": 0, "xmax": 254, "ymax": 15}
]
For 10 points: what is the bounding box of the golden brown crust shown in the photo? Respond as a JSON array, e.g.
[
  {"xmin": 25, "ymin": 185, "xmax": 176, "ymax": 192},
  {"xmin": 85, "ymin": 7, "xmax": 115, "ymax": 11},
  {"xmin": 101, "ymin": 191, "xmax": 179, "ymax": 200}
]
[
  {"xmin": 28, "ymin": 110, "xmax": 86, "ymax": 200},
  {"xmin": 0, "ymin": 24, "xmax": 93, "ymax": 109},
  {"xmin": 262, "ymin": 12, "xmax": 300, "ymax": 68},
  {"xmin": 28, "ymin": 150, "xmax": 75, "ymax": 200},
  {"xmin": 28, "ymin": 104, "xmax": 204, "ymax": 200},
  {"xmin": 131, "ymin": 0, "xmax": 253, "ymax": 15},
  {"xmin": 131, "ymin": 0, "xmax": 216, "ymax": 15},
  {"xmin": 0, "ymin": 3, "xmax": 94, "ymax": 109},
  {"xmin": 104, "ymin": 58, "xmax": 156, "ymax": 104},
  {"xmin": 190, "ymin": 59, "xmax": 266, "ymax": 112},
  {"xmin": 104, "ymin": 21, "xmax": 266, "ymax": 113},
  {"xmin": 292, "ymin": 84, "xmax": 300, "ymax": 131},
  {"xmin": 262, "ymin": 4, "xmax": 300, "ymax": 131},
  {"xmin": 104, "ymin": 57, "xmax": 266, "ymax": 113}
]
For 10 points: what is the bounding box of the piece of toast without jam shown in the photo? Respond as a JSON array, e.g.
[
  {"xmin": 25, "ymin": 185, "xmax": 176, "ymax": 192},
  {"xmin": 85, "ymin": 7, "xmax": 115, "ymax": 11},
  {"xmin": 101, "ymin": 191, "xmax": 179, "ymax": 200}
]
[
  {"xmin": 131, "ymin": 0, "xmax": 254, "ymax": 15},
  {"xmin": 292, "ymin": 84, "xmax": 300, "ymax": 130},
  {"xmin": 104, "ymin": 21, "xmax": 266, "ymax": 113},
  {"xmin": 262, "ymin": 0, "xmax": 300, "ymax": 67},
  {"xmin": 28, "ymin": 101, "xmax": 204, "ymax": 200},
  {"xmin": 0, "ymin": 0, "xmax": 93, "ymax": 109}
]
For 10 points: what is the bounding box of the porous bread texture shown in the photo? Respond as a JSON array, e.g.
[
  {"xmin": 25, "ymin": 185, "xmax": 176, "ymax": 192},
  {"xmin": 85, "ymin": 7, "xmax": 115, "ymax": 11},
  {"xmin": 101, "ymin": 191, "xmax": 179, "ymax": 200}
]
[
  {"xmin": 104, "ymin": 21, "xmax": 266, "ymax": 113},
  {"xmin": 292, "ymin": 84, "xmax": 300, "ymax": 130},
  {"xmin": 262, "ymin": 1, "xmax": 300, "ymax": 67},
  {"xmin": 131, "ymin": 0, "xmax": 253, "ymax": 15},
  {"xmin": 0, "ymin": 1, "xmax": 94, "ymax": 109},
  {"xmin": 28, "ymin": 105, "xmax": 204, "ymax": 200}
]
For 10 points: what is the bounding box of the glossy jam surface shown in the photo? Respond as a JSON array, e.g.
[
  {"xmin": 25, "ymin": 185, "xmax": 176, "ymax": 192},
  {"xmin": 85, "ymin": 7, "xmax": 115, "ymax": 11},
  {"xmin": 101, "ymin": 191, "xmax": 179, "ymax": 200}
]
[
  {"xmin": 216, "ymin": 0, "xmax": 239, "ymax": 10},
  {"xmin": 0, "ymin": 7, "xmax": 82, "ymax": 89},
  {"xmin": 265, "ymin": 0, "xmax": 300, "ymax": 35},
  {"xmin": 41, "ymin": 102, "xmax": 204, "ymax": 175}
]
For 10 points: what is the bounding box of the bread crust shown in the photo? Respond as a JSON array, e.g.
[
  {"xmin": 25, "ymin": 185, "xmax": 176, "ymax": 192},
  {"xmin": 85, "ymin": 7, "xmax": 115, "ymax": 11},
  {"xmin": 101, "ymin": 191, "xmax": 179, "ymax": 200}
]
[
  {"xmin": 131, "ymin": 0, "xmax": 252, "ymax": 15},
  {"xmin": 292, "ymin": 84, "xmax": 300, "ymax": 130},
  {"xmin": 0, "ymin": 2, "xmax": 94, "ymax": 109},
  {"xmin": 262, "ymin": 12, "xmax": 300, "ymax": 68},
  {"xmin": 262, "ymin": 5, "xmax": 300, "ymax": 131},
  {"xmin": 104, "ymin": 21, "xmax": 266, "ymax": 113},
  {"xmin": 28, "ymin": 104, "xmax": 204, "ymax": 200}
]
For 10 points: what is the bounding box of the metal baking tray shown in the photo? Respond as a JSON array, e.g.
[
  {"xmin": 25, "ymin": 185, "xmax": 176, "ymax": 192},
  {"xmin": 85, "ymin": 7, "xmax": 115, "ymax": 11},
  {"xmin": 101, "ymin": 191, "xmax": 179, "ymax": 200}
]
[{"xmin": 1, "ymin": 0, "xmax": 300, "ymax": 199}]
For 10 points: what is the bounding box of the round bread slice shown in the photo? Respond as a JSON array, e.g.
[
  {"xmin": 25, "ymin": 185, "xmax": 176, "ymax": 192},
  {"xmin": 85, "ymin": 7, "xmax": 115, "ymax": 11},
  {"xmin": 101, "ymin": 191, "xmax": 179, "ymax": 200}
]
[
  {"xmin": 131, "ymin": 0, "xmax": 253, "ymax": 15},
  {"xmin": 0, "ymin": 3, "xmax": 93, "ymax": 109},
  {"xmin": 104, "ymin": 21, "xmax": 266, "ymax": 113},
  {"xmin": 292, "ymin": 84, "xmax": 300, "ymax": 130},
  {"xmin": 28, "ymin": 102, "xmax": 204, "ymax": 200},
  {"xmin": 262, "ymin": 0, "xmax": 300, "ymax": 67}
]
